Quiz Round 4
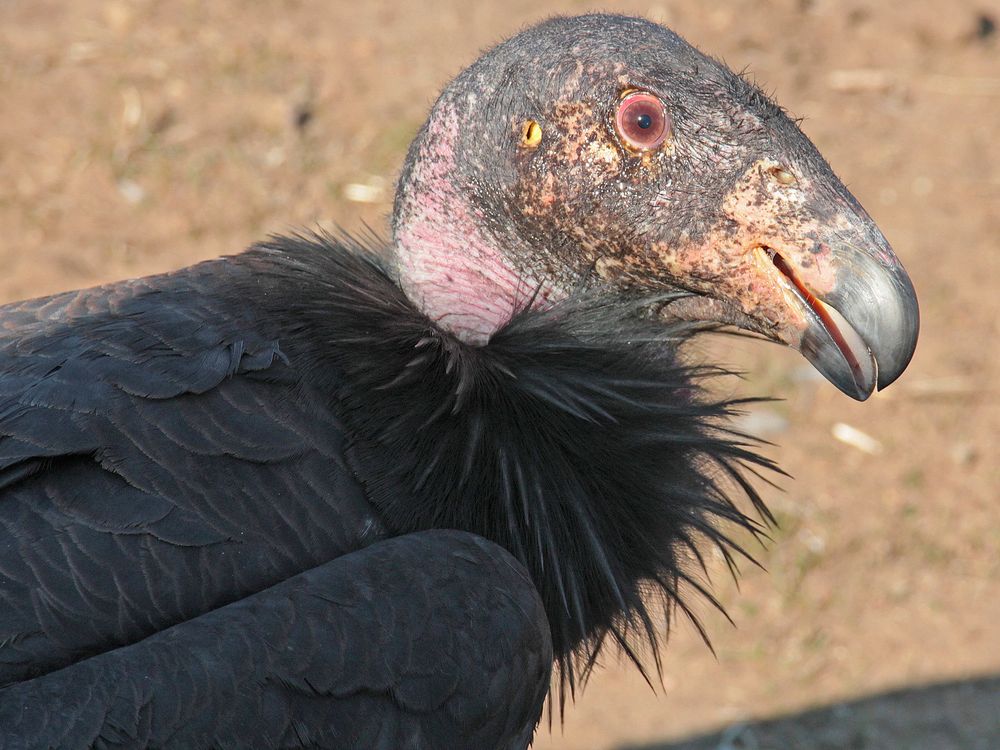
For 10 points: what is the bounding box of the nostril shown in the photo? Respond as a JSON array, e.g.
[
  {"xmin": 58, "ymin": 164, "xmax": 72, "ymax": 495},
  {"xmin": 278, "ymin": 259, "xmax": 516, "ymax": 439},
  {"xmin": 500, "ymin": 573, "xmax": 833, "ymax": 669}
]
[{"xmin": 767, "ymin": 166, "xmax": 797, "ymax": 186}]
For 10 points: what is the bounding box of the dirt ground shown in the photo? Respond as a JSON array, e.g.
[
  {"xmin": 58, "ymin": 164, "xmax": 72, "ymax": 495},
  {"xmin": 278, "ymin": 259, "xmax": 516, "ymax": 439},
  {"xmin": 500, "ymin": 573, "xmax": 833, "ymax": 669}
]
[{"xmin": 1, "ymin": 0, "xmax": 998, "ymax": 748}]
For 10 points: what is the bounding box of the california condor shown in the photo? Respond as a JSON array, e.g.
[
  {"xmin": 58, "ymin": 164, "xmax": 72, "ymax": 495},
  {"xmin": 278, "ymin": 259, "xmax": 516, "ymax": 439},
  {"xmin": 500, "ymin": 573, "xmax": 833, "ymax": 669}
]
[{"xmin": 0, "ymin": 14, "xmax": 918, "ymax": 749}]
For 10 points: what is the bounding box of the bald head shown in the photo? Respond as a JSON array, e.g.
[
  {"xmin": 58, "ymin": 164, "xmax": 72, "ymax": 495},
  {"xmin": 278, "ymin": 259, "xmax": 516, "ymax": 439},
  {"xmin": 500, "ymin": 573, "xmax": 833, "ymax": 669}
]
[{"xmin": 391, "ymin": 14, "xmax": 917, "ymax": 399}]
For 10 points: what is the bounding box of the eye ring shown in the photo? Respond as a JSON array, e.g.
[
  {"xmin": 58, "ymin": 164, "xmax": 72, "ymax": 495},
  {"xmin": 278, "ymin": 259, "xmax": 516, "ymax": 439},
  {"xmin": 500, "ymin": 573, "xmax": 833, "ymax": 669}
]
[{"xmin": 614, "ymin": 91, "xmax": 671, "ymax": 152}]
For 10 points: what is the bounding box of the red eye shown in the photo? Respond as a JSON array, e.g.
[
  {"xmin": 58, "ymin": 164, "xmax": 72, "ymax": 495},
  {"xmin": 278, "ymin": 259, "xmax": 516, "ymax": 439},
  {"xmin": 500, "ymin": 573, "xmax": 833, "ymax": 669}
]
[{"xmin": 614, "ymin": 91, "xmax": 670, "ymax": 151}]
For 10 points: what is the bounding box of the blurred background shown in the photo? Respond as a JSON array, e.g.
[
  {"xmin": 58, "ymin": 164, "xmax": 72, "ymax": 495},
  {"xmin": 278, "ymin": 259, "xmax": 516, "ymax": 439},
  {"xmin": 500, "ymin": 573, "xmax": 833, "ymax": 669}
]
[{"xmin": 1, "ymin": 1, "xmax": 997, "ymax": 747}]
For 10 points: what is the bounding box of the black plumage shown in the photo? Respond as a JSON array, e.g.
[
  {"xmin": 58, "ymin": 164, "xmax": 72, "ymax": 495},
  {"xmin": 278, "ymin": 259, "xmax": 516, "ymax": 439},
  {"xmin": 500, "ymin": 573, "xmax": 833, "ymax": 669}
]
[
  {"xmin": 2, "ymin": 530, "xmax": 551, "ymax": 749},
  {"xmin": 0, "ymin": 238, "xmax": 768, "ymax": 711},
  {"xmin": 0, "ymin": 13, "xmax": 918, "ymax": 749}
]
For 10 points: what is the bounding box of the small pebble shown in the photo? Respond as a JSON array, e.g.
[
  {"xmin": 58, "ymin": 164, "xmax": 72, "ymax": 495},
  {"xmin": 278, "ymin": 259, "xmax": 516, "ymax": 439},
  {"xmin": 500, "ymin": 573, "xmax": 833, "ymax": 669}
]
[
  {"xmin": 343, "ymin": 178, "xmax": 386, "ymax": 204},
  {"xmin": 977, "ymin": 13, "xmax": 996, "ymax": 40},
  {"xmin": 950, "ymin": 442, "xmax": 978, "ymax": 466},
  {"xmin": 827, "ymin": 69, "xmax": 894, "ymax": 93},
  {"xmin": 832, "ymin": 422, "xmax": 883, "ymax": 455},
  {"xmin": 117, "ymin": 179, "xmax": 145, "ymax": 205}
]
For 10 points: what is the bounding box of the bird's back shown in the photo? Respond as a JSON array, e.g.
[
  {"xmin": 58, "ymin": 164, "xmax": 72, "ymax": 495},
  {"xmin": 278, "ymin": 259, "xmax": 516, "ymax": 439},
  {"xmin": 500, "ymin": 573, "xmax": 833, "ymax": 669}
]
[
  {"xmin": 0, "ymin": 529, "xmax": 551, "ymax": 750},
  {"xmin": 0, "ymin": 254, "xmax": 380, "ymax": 686},
  {"xmin": 0, "ymin": 242, "xmax": 553, "ymax": 749}
]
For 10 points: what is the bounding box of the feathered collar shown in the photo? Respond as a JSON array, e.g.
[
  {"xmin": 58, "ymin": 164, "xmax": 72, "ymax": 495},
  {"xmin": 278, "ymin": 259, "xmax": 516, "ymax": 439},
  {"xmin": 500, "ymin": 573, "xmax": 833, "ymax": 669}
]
[{"xmin": 235, "ymin": 232, "xmax": 775, "ymax": 709}]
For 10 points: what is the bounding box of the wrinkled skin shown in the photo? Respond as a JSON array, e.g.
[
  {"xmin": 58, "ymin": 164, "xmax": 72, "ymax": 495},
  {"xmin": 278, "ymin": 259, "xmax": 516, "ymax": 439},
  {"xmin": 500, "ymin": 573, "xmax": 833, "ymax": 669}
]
[{"xmin": 394, "ymin": 14, "xmax": 918, "ymax": 399}]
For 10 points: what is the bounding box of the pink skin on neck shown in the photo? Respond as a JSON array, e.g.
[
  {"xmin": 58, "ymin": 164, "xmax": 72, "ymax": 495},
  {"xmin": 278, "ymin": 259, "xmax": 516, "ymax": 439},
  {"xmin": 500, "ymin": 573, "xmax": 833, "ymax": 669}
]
[{"xmin": 393, "ymin": 103, "xmax": 541, "ymax": 344}]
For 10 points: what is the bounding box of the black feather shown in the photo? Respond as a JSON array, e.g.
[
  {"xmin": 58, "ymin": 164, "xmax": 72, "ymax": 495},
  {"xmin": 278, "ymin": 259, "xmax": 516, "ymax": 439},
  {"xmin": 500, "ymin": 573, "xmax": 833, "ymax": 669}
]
[{"xmin": 233, "ymin": 232, "xmax": 778, "ymax": 710}]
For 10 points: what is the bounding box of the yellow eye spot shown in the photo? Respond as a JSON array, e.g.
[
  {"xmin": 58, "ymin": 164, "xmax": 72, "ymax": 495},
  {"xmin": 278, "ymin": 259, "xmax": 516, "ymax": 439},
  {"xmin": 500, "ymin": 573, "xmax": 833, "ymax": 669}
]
[
  {"xmin": 769, "ymin": 166, "xmax": 797, "ymax": 185},
  {"xmin": 520, "ymin": 119, "xmax": 542, "ymax": 148}
]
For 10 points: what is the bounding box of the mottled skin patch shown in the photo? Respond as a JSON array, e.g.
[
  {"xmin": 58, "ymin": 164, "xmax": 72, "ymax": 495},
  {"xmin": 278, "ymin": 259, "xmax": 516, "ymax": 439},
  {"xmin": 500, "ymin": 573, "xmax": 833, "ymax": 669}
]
[
  {"xmin": 392, "ymin": 14, "xmax": 911, "ymax": 363},
  {"xmin": 640, "ymin": 158, "xmax": 858, "ymax": 347}
]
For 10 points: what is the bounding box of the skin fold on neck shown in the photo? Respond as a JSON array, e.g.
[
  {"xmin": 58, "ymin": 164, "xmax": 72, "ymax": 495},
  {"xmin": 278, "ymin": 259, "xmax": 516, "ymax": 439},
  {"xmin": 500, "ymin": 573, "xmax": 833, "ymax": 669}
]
[{"xmin": 392, "ymin": 102, "xmax": 545, "ymax": 344}]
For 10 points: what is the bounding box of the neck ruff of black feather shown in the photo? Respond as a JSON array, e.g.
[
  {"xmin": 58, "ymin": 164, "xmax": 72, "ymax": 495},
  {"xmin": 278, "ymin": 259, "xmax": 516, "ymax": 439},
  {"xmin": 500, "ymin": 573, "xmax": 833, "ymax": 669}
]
[{"xmin": 245, "ymin": 236, "xmax": 774, "ymax": 706}]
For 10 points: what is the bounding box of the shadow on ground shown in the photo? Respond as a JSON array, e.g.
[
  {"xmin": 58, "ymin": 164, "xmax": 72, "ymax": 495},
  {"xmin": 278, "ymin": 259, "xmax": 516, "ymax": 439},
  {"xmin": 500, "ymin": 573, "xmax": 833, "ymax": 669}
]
[{"xmin": 620, "ymin": 675, "xmax": 1000, "ymax": 750}]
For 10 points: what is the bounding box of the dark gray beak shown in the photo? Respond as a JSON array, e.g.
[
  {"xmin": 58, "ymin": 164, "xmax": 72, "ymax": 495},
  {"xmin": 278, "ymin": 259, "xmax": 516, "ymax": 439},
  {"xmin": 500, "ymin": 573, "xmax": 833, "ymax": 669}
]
[{"xmin": 775, "ymin": 238, "xmax": 919, "ymax": 401}]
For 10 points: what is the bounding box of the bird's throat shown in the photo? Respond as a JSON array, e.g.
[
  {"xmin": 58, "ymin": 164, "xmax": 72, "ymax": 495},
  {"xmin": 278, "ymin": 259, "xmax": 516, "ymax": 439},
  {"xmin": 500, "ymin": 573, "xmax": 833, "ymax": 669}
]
[
  {"xmin": 392, "ymin": 103, "xmax": 545, "ymax": 344},
  {"xmin": 394, "ymin": 220, "xmax": 530, "ymax": 345}
]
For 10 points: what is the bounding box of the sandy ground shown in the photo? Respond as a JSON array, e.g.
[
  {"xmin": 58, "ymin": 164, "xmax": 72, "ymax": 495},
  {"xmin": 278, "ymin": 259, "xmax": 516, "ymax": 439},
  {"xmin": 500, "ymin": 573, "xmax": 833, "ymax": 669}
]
[{"xmin": 1, "ymin": 1, "xmax": 998, "ymax": 748}]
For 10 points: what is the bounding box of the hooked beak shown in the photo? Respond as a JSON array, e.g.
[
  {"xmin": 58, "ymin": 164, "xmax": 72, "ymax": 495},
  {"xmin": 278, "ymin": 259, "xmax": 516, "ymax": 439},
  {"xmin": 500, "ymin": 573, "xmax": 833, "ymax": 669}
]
[
  {"xmin": 764, "ymin": 242, "xmax": 919, "ymax": 400},
  {"xmin": 654, "ymin": 160, "xmax": 919, "ymax": 401},
  {"xmin": 713, "ymin": 159, "xmax": 919, "ymax": 400}
]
